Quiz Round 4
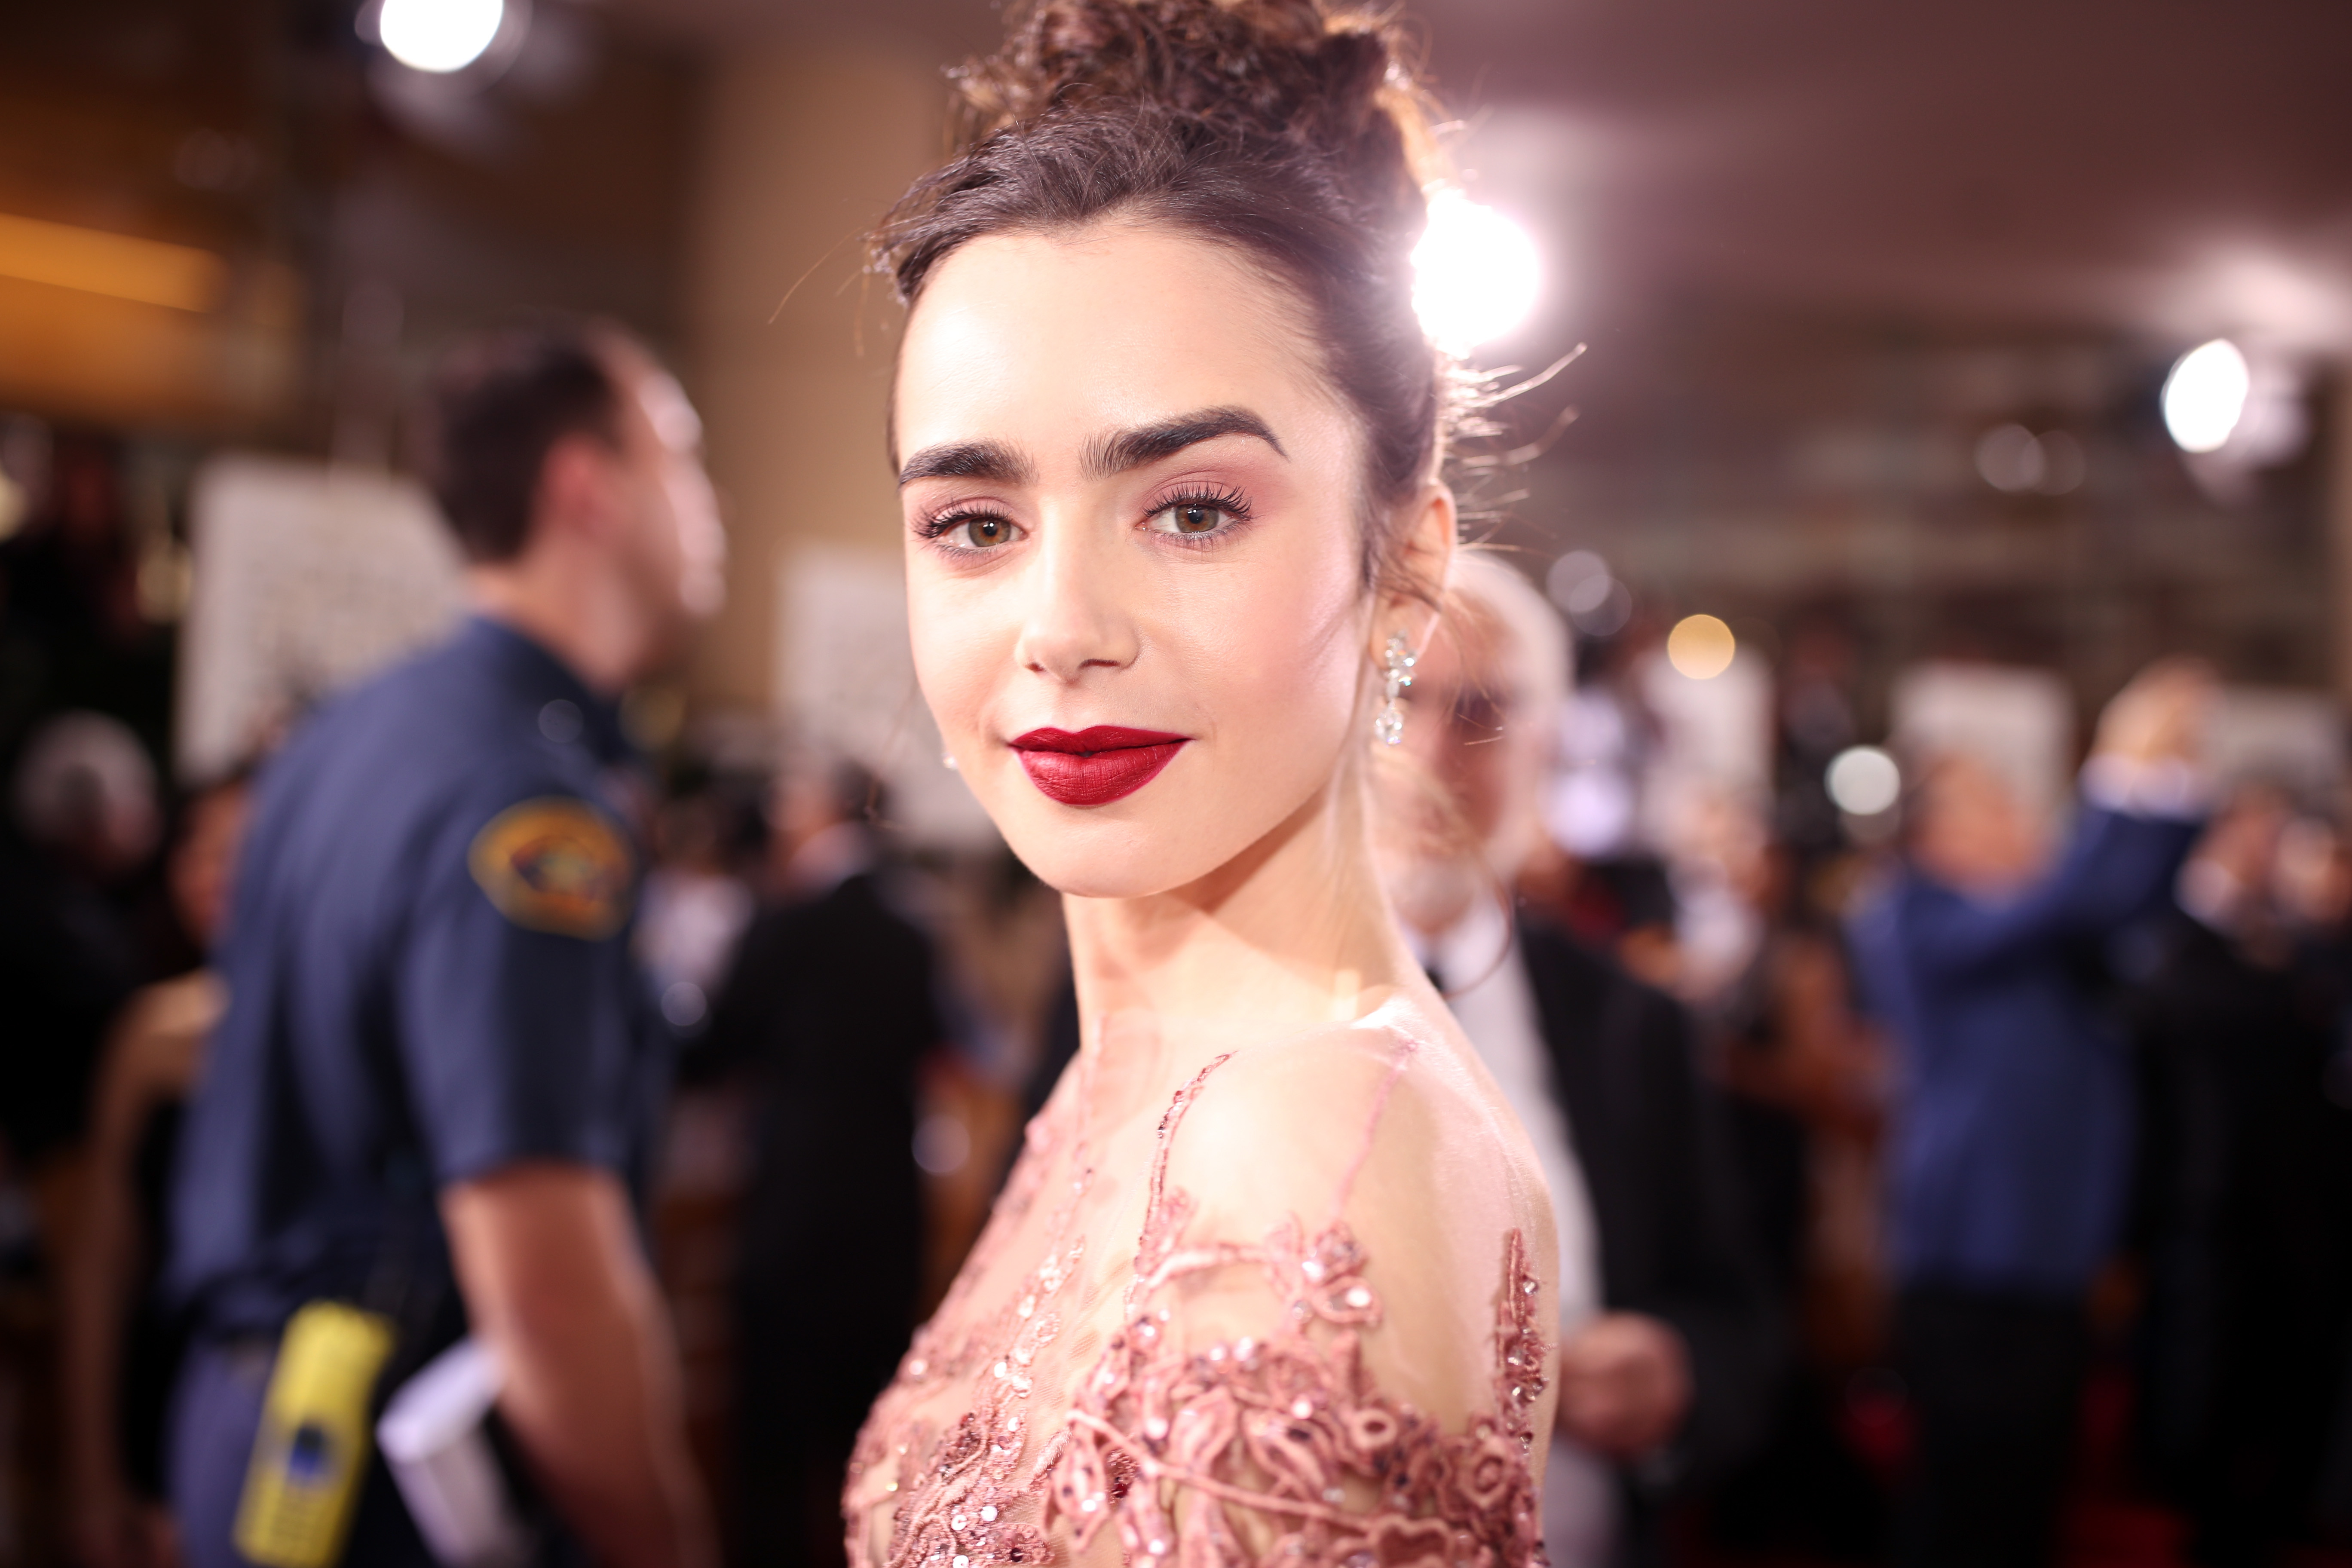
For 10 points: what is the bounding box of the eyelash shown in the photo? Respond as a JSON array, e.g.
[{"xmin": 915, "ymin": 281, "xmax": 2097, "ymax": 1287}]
[
  {"xmin": 1145, "ymin": 485, "xmax": 1254, "ymax": 547},
  {"xmin": 915, "ymin": 485, "xmax": 1258, "ymax": 557},
  {"xmin": 916, "ymin": 505, "xmax": 1018, "ymax": 554}
]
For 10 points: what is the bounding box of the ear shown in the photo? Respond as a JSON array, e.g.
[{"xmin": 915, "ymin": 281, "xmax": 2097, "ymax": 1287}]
[
  {"xmin": 534, "ymin": 432, "xmax": 622, "ymax": 547},
  {"xmin": 1366, "ymin": 481, "xmax": 1456, "ymax": 662}
]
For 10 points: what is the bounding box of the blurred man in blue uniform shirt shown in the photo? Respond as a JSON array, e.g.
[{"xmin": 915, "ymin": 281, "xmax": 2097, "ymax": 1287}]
[
  {"xmin": 1850, "ymin": 659, "xmax": 2213, "ymax": 1568},
  {"xmin": 166, "ymin": 320, "xmax": 725, "ymax": 1568}
]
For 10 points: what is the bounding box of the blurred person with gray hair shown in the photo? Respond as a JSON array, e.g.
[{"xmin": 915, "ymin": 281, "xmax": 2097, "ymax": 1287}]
[
  {"xmin": 1381, "ymin": 554, "xmax": 1781, "ymax": 1568},
  {"xmin": 0, "ymin": 710, "xmax": 163, "ymax": 1167},
  {"xmin": 1848, "ymin": 658, "xmax": 2215, "ymax": 1568},
  {"xmin": 1010, "ymin": 553, "xmax": 1785, "ymax": 1565}
]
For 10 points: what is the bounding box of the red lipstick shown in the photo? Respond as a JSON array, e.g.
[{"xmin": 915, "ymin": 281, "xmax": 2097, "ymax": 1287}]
[{"xmin": 1010, "ymin": 726, "xmax": 1188, "ymax": 806}]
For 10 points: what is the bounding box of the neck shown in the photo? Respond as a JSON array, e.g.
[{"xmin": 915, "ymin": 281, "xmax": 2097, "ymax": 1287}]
[
  {"xmin": 1062, "ymin": 763, "xmax": 1424, "ymax": 1046},
  {"xmin": 467, "ymin": 549, "xmax": 656, "ymax": 696}
]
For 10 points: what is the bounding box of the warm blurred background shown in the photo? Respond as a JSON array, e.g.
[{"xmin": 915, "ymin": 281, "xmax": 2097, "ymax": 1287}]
[{"xmin": 4, "ymin": 2, "xmax": 2350, "ymax": 1566}]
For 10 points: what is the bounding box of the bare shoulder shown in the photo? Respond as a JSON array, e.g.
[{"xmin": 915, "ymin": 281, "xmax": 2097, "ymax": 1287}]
[
  {"xmin": 1151, "ymin": 1000, "xmax": 1559, "ymax": 1426},
  {"xmin": 1164, "ymin": 1001, "xmax": 1549, "ymax": 1235},
  {"xmin": 1048, "ymin": 1008, "xmax": 1559, "ymax": 1568}
]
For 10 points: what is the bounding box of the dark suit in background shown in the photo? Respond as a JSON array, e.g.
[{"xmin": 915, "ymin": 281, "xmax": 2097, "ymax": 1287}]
[
  {"xmin": 698, "ymin": 865, "xmax": 948, "ymax": 1568},
  {"xmin": 1515, "ymin": 917, "xmax": 1785, "ymax": 1539},
  {"xmin": 2127, "ymin": 907, "xmax": 2352, "ymax": 1564}
]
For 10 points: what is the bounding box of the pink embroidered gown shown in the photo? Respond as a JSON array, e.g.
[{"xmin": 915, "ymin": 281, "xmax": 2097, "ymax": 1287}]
[{"xmin": 844, "ymin": 998, "xmax": 1558, "ymax": 1568}]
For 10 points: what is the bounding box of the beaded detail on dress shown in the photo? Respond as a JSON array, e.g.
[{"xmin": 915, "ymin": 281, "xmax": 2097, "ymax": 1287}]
[{"xmin": 846, "ymin": 1033, "xmax": 1550, "ymax": 1568}]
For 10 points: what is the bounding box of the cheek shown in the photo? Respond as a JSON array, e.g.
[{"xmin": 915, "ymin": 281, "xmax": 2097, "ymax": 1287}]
[
  {"xmin": 667, "ymin": 470, "xmax": 722, "ymax": 566},
  {"xmin": 904, "ymin": 557, "xmax": 1011, "ymax": 741},
  {"xmin": 1179, "ymin": 537, "xmax": 1366, "ymax": 755},
  {"xmin": 629, "ymin": 478, "xmax": 681, "ymax": 570}
]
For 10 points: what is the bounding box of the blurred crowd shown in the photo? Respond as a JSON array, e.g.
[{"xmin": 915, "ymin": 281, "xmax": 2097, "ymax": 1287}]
[{"xmin": 3, "ymin": 337, "xmax": 2352, "ymax": 1568}]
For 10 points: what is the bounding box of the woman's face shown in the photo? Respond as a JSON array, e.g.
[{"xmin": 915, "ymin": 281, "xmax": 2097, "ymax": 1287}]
[{"xmin": 895, "ymin": 222, "xmax": 1384, "ymax": 898}]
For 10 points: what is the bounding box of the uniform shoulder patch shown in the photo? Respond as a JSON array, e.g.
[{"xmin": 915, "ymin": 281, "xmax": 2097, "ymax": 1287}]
[{"xmin": 467, "ymin": 796, "xmax": 635, "ymax": 940}]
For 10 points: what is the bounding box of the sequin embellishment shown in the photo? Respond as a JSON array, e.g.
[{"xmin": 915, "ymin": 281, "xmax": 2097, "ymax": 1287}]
[{"xmin": 847, "ymin": 1039, "xmax": 1550, "ymax": 1568}]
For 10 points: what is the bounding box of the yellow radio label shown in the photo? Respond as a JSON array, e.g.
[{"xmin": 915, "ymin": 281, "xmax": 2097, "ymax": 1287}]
[{"xmin": 233, "ymin": 1302, "xmax": 397, "ymax": 1568}]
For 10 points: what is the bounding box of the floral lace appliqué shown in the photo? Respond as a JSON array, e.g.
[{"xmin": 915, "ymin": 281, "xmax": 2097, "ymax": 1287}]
[{"xmin": 848, "ymin": 1040, "xmax": 1550, "ymax": 1568}]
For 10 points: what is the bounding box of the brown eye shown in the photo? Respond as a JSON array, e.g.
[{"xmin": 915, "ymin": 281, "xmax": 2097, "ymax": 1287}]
[
  {"xmin": 956, "ymin": 516, "xmax": 1019, "ymax": 548},
  {"xmin": 1148, "ymin": 501, "xmax": 1233, "ymax": 537}
]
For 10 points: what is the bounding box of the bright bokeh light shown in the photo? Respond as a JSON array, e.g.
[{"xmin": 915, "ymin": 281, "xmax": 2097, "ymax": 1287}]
[
  {"xmin": 1974, "ymin": 423, "xmax": 2041, "ymax": 492},
  {"xmin": 2162, "ymin": 338, "xmax": 2250, "ymax": 453},
  {"xmin": 1665, "ymin": 614, "xmax": 1736, "ymax": 680},
  {"xmin": 1544, "ymin": 550, "xmax": 1632, "ymax": 636},
  {"xmin": 1546, "ymin": 550, "xmax": 1610, "ymax": 612},
  {"xmin": 913, "ymin": 1112, "xmax": 971, "ymax": 1176},
  {"xmin": 379, "ymin": 0, "xmax": 505, "ymax": 73},
  {"xmin": 660, "ymin": 980, "xmax": 707, "ymax": 1029},
  {"xmin": 1412, "ymin": 193, "xmax": 1540, "ymax": 355},
  {"xmin": 1826, "ymin": 746, "xmax": 1902, "ymax": 816},
  {"xmin": 1975, "ymin": 424, "xmax": 2086, "ymax": 496}
]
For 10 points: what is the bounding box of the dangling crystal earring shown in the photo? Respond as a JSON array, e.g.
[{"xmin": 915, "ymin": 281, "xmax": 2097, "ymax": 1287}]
[{"xmin": 1375, "ymin": 632, "xmax": 1416, "ymax": 746}]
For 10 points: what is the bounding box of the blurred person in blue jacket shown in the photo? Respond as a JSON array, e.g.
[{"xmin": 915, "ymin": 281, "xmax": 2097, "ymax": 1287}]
[{"xmin": 1849, "ymin": 658, "xmax": 2214, "ymax": 1568}]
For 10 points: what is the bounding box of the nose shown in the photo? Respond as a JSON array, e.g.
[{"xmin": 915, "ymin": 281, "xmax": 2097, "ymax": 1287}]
[{"xmin": 1012, "ymin": 508, "xmax": 1139, "ymax": 683}]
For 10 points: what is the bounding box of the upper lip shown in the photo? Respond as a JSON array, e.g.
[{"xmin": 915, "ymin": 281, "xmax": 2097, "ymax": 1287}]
[{"xmin": 1010, "ymin": 726, "xmax": 1188, "ymax": 753}]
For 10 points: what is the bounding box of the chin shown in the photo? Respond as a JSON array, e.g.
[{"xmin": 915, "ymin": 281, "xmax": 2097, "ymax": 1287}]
[
  {"xmin": 977, "ymin": 756, "xmax": 1317, "ymax": 902},
  {"xmin": 997, "ymin": 809, "xmax": 1249, "ymax": 900}
]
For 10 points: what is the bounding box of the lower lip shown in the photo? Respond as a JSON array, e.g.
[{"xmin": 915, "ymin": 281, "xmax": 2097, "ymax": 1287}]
[{"xmin": 1013, "ymin": 733, "xmax": 1188, "ymax": 806}]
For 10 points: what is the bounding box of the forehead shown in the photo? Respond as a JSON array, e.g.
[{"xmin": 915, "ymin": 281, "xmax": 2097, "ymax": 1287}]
[{"xmin": 894, "ymin": 223, "xmax": 1337, "ymax": 456}]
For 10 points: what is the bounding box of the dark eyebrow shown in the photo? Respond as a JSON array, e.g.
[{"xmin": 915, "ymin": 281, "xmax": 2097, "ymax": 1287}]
[
  {"xmin": 1082, "ymin": 407, "xmax": 1286, "ymax": 480},
  {"xmin": 897, "ymin": 439, "xmax": 1036, "ymax": 488}
]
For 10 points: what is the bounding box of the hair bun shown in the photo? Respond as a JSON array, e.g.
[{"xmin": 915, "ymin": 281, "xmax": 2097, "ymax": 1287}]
[
  {"xmin": 956, "ymin": 0, "xmax": 1438, "ymax": 234},
  {"xmin": 879, "ymin": 0, "xmax": 1462, "ymax": 538}
]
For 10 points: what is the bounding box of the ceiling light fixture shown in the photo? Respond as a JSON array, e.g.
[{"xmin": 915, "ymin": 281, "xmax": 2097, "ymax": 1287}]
[
  {"xmin": 2162, "ymin": 338, "xmax": 2250, "ymax": 454},
  {"xmin": 1412, "ymin": 192, "xmax": 1540, "ymax": 356},
  {"xmin": 377, "ymin": 0, "xmax": 507, "ymax": 74},
  {"xmin": 0, "ymin": 211, "xmax": 224, "ymax": 312}
]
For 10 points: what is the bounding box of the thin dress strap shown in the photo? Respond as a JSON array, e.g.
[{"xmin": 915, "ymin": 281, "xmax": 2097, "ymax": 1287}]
[
  {"xmin": 845, "ymin": 1012, "xmax": 1548, "ymax": 1568},
  {"xmin": 1128, "ymin": 1022, "xmax": 1422, "ymax": 1288},
  {"xmin": 1044, "ymin": 1017, "xmax": 1545, "ymax": 1568},
  {"xmin": 1328, "ymin": 1031, "xmax": 1418, "ymax": 1229}
]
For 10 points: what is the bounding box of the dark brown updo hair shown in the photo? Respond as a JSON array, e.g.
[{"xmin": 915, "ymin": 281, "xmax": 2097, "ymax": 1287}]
[{"xmin": 872, "ymin": 0, "xmax": 1457, "ymax": 594}]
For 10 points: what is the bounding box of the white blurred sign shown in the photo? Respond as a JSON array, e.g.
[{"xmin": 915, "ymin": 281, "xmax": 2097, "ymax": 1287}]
[
  {"xmin": 776, "ymin": 547, "xmax": 997, "ymax": 849},
  {"xmin": 178, "ymin": 455, "xmax": 465, "ymax": 782},
  {"xmin": 1893, "ymin": 662, "xmax": 2076, "ymax": 821},
  {"xmin": 2209, "ymin": 686, "xmax": 2345, "ymax": 799},
  {"xmin": 1637, "ymin": 647, "xmax": 1774, "ymax": 854}
]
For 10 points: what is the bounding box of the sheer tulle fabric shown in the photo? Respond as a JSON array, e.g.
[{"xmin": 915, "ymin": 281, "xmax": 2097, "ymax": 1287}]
[{"xmin": 845, "ymin": 1011, "xmax": 1550, "ymax": 1568}]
